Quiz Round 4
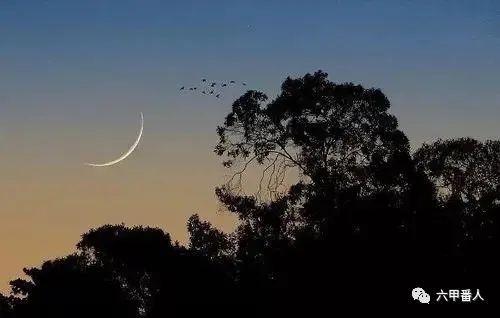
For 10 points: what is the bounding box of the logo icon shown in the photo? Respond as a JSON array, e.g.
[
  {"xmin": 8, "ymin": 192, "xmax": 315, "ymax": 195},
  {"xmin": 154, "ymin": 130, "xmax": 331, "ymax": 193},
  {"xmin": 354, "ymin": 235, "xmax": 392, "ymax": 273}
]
[{"xmin": 412, "ymin": 287, "xmax": 430, "ymax": 304}]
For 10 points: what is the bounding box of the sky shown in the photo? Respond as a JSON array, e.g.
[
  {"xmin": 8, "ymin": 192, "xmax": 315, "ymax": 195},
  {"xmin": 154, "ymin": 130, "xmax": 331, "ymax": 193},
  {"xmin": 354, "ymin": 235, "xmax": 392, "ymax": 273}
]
[{"xmin": 0, "ymin": 0, "xmax": 499, "ymax": 293}]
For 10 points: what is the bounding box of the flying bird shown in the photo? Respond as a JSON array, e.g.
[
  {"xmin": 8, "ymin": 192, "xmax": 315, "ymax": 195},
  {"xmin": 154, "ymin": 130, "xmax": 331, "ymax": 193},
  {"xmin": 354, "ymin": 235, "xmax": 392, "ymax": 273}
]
[
  {"xmin": 229, "ymin": 80, "xmax": 235, "ymax": 84},
  {"xmin": 210, "ymin": 82, "xmax": 216, "ymax": 87},
  {"xmin": 201, "ymin": 78, "xmax": 207, "ymax": 82},
  {"xmin": 180, "ymin": 86, "xmax": 185, "ymax": 90},
  {"xmin": 215, "ymin": 94, "xmax": 220, "ymax": 98},
  {"xmin": 209, "ymin": 90, "xmax": 214, "ymax": 94},
  {"xmin": 221, "ymin": 83, "xmax": 227, "ymax": 87},
  {"xmin": 242, "ymin": 82, "xmax": 247, "ymax": 86}
]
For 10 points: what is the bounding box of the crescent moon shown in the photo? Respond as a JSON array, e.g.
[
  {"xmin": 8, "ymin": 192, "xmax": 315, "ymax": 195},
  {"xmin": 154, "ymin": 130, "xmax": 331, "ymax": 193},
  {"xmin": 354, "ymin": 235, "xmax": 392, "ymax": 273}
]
[{"xmin": 85, "ymin": 112, "xmax": 144, "ymax": 167}]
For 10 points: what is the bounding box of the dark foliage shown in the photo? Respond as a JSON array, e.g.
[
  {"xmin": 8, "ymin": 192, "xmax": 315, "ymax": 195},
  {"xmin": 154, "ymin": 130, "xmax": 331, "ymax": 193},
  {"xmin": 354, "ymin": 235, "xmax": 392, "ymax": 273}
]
[
  {"xmin": 0, "ymin": 293, "xmax": 13, "ymax": 318},
  {"xmin": 8, "ymin": 254, "xmax": 138, "ymax": 318}
]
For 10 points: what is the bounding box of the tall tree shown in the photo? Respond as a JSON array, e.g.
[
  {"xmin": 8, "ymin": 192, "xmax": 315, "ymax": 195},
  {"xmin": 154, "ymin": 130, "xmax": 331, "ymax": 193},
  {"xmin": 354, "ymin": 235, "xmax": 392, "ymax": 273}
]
[
  {"xmin": 214, "ymin": 70, "xmax": 422, "ymax": 304},
  {"xmin": 216, "ymin": 71, "xmax": 414, "ymax": 227}
]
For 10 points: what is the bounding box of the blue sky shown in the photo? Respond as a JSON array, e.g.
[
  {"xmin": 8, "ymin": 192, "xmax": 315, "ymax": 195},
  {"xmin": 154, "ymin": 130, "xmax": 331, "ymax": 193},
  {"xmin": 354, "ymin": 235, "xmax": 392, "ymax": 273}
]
[{"xmin": 1, "ymin": 1, "xmax": 499, "ymax": 144}]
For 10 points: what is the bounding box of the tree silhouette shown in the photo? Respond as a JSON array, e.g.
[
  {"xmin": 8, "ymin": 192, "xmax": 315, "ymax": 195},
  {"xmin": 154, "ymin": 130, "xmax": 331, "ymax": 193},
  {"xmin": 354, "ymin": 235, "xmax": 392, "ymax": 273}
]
[
  {"xmin": 213, "ymin": 70, "xmax": 426, "ymax": 304},
  {"xmin": 414, "ymin": 138, "xmax": 500, "ymax": 296},
  {"xmin": 187, "ymin": 214, "xmax": 234, "ymax": 260},
  {"xmin": 3, "ymin": 71, "xmax": 499, "ymax": 311},
  {"xmin": 77, "ymin": 224, "xmax": 238, "ymax": 316},
  {"xmin": 9, "ymin": 254, "xmax": 138, "ymax": 318},
  {"xmin": 216, "ymin": 71, "xmax": 411, "ymax": 193}
]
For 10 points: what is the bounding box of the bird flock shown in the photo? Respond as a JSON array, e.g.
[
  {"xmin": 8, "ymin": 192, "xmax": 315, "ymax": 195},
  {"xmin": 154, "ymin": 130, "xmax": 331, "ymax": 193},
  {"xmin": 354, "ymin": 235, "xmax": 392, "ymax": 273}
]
[{"xmin": 179, "ymin": 78, "xmax": 247, "ymax": 98}]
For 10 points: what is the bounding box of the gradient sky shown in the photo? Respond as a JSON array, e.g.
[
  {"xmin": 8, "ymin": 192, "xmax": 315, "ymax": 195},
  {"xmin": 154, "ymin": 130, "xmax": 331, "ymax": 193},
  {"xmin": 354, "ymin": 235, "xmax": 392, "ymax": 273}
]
[{"xmin": 1, "ymin": 0, "xmax": 499, "ymax": 293}]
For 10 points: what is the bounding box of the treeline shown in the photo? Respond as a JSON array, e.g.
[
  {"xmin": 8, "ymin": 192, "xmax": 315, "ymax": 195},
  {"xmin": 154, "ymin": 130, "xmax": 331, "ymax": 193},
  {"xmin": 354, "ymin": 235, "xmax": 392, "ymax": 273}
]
[{"xmin": 1, "ymin": 71, "xmax": 498, "ymax": 314}]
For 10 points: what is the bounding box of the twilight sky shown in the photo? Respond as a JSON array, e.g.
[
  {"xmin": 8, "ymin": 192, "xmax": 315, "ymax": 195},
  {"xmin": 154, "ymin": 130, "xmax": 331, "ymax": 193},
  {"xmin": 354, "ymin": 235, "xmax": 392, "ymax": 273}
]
[{"xmin": 0, "ymin": 0, "xmax": 499, "ymax": 292}]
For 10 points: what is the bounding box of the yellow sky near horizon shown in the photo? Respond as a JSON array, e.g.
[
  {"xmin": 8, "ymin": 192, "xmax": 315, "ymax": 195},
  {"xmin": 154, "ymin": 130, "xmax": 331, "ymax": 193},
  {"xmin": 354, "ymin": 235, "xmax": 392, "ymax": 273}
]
[{"xmin": 0, "ymin": 116, "xmax": 242, "ymax": 294}]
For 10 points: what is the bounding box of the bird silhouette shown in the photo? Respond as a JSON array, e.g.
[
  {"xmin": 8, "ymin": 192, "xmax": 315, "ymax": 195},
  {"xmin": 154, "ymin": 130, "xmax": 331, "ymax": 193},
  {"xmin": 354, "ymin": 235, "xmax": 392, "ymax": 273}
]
[
  {"xmin": 229, "ymin": 81, "xmax": 235, "ymax": 84},
  {"xmin": 209, "ymin": 90, "xmax": 214, "ymax": 94},
  {"xmin": 180, "ymin": 86, "xmax": 185, "ymax": 90},
  {"xmin": 222, "ymin": 83, "xmax": 227, "ymax": 87},
  {"xmin": 215, "ymin": 94, "xmax": 220, "ymax": 98},
  {"xmin": 201, "ymin": 79, "xmax": 207, "ymax": 82},
  {"xmin": 210, "ymin": 83, "xmax": 216, "ymax": 87},
  {"xmin": 242, "ymin": 82, "xmax": 247, "ymax": 86}
]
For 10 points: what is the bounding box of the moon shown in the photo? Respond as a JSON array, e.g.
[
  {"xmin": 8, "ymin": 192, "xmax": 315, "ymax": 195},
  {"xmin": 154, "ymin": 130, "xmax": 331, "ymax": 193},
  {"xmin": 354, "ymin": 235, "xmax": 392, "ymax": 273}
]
[{"xmin": 85, "ymin": 112, "xmax": 144, "ymax": 167}]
